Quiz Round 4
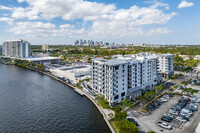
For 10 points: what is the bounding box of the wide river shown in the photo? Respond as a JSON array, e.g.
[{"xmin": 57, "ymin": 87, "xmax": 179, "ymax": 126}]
[{"xmin": 0, "ymin": 64, "xmax": 111, "ymax": 133}]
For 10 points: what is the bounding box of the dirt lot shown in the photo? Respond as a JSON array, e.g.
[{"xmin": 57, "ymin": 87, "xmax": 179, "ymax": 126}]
[{"xmin": 127, "ymin": 95, "xmax": 200, "ymax": 133}]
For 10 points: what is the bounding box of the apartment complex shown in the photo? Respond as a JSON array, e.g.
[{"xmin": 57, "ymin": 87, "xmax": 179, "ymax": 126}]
[
  {"xmin": 92, "ymin": 53, "xmax": 174, "ymax": 105},
  {"xmin": 2, "ymin": 39, "xmax": 30, "ymax": 58},
  {"xmin": 158, "ymin": 53, "xmax": 174, "ymax": 78},
  {"xmin": 92, "ymin": 53, "xmax": 164, "ymax": 105}
]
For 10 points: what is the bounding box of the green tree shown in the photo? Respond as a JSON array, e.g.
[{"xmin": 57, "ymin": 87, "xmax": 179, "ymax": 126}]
[
  {"xmin": 116, "ymin": 119, "xmax": 139, "ymax": 133},
  {"xmin": 108, "ymin": 112, "xmax": 114, "ymax": 119},
  {"xmin": 146, "ymin": 131, "xmax": 156, "ymax": 133}
]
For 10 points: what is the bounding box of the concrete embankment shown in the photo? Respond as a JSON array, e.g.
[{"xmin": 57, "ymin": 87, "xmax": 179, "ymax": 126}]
[{"xmin": 24, "ymin": 66, "xmax": 115, "ymax": 133}]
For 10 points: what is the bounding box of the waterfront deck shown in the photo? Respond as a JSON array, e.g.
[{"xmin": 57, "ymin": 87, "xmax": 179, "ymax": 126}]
[{"xmin": 74, "ymin": 88, "xmax": 85, "ymax": 96}]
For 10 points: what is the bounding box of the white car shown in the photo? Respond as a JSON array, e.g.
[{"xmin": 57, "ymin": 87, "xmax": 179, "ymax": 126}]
[
  {"xmin": 176, "ymin": 116, "xmax": 187, "ymax": 123},
  {"xmin": 180, "ymin": 112, "xmax": 191, "ymax": 117},
  {"xmin": 157, "ymin": 121, "xmax": 172, "ymax": 130},
  {"xmin": 160, "ymin": 98, "xmax": 168, "ymax": 102},
  {"xmin": 181, "ymin": 109, "xmax": 193, "ymax": 116},
  {"xmin": 169, "ymin": 110, "xmax": 178, "ymax": 115},
  {"xmin": 163, "ymin": 95, "xmax": 169, "ymax": 100}
]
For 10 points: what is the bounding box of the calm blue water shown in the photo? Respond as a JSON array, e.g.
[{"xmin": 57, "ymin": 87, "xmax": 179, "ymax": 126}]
[{"xmin": 0, "ymin": 64, "xmax": 110, "ymax": 133}]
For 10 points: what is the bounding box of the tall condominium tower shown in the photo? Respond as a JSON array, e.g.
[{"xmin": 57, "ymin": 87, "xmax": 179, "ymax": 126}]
[{"xmin": 3, "ymin": 39, "xmax": 31, "ymax": 58}]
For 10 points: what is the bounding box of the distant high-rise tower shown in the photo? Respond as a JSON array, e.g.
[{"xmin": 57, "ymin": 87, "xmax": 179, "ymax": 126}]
[
  {"xmin": 3, "ymin": 39, "xmax": 31, "ymax": 58},
  {"xmin": 0, "ymin": 45, "xmax": 2, "ymax": 55},
  {"xmin": 42, "ymin": 44, "xmax": 49, "ymax": 51}
]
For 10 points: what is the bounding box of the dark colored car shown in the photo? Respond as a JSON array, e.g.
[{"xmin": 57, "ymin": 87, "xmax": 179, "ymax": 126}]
[
  {"xmin": 179, "ymin": 114, "xmax": 189, "ymax": 121},
  {"xmin": 161, "ymin": 116, "xmax": 173, "ymax": 122},
  {"xmin": 126, "ymin": 118, "xmax": 140, "ymax": 127}
]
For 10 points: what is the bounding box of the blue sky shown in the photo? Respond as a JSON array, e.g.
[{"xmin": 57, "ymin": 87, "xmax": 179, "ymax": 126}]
[{"xmin": 0, "ymin": 0, "xmax": 199, "ymax": 45}]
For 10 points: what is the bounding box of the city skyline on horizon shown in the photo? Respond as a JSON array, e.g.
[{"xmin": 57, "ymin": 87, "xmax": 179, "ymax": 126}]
[{"xmin": 0, "ymin": 0, "xmax": 199, "ymax": 45}]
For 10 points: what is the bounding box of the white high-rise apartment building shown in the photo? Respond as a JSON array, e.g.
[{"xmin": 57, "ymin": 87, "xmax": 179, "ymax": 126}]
[
  {"xmin": 158, "ymin": 53, "xmax": 174, "ymax": 78},
  {"xmin": 92, "ymin": 58, "xmax": 128, "ymax": 105},
  {"xmin": 113, "ymin": 54, "xmax": 159, "ymax": 90},
  {"xmin": 92, "ymin": 54, "xmax": 160, "ymax": 105},
  {"xmin": 3, "ymin": 39, "xmax": 31, "ymax": 58}
]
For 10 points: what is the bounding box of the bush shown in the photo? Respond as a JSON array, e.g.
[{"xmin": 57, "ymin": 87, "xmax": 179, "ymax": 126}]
[
  {"xmin": 115, "ymin": 119, "xmax": 139, "ymax": 133},
  {"xmin": 174, "ymin": 85, "xmax": 179, "ymax": 89},
  {"xmin": 173, "ymin": 92, "xmax": 183, "ymax": 96},
  {"xmin": 114, "ymin": 106, "xmax": 122, "ymax": 113},
  {"xmin": 114, "ymin": 111, "xmax": 127, "ymax": 121},
  {"xmin": 146, "ymin": 131, "xmax": 156, "ymax": 133},
  {"xmin": 113, "ymin": 106, "xmax": 127, "ymax": 121},
  {"xmin": 120, "ymin": 99, "xmax": 131, "ymax": 108},
  {"xmin": 97, "ymin": 95, "xmax": 110, "ymax": 109},
  {"xmin": 84, "ymin": 78, "xmax": 90, "ymax": 82}
]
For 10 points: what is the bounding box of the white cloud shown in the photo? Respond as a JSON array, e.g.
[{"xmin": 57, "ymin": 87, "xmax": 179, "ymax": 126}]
[
  {"xmin": 0, "ymin": 17, "xmax": 14, "ymax": 25},
  {"xmin": 17, "ymin": 0, "xmax": 26, "ymax": 3},
  {"xmin": 60, "ymin": 24, "xmax": 74, "ymax": 29},
  {"xmin": 10, "ymin": 22, "xmax": 55, "ymax": 37},
  {"xmin": 11, "ymin": 7, "xmax": 26, "ymax": 19},
  {"xmin": 7, "ymin": 1, "xmax": 176, "ymax": 42},
  {"xmin": 9, "ymin": 21, "xmax": 79, "ymax": 38},
  {"xmin": 11, "ymin": 0, "xmax": 176, "ymax": 26},
  {"xmin": 12, "ymin": 0, "xmax": 115, "ymax": 20},
  {"xmin": 0, "ymin": 5, "xmax": 13, "ymax": 10},
  {"xmin": 145, "ymin": 1, "xmax": 170, "ymax": 10},
  {"xmin": 178, "ymin": 0, "xmax": 194, "ymax": 8},
  {"xmin": 9, "ymin": 21, "xmax": 171, "ymax": 40}
]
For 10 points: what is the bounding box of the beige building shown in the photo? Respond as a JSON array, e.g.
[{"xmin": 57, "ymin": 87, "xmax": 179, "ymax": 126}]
[{"xmin": 42, "ymin": 44, "xmax": 49, "ymax": 51}]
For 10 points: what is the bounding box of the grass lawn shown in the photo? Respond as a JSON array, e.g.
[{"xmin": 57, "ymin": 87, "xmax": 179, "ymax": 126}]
[{"xmin": 109, "ymin": 120, "xmax": 119, "ymax": 133}]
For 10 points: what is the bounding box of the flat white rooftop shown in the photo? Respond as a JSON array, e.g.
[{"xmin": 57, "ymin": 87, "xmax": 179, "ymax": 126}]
[{"xmin": 21, "ymin": 57, "xmax": 60, "ymax": 61}]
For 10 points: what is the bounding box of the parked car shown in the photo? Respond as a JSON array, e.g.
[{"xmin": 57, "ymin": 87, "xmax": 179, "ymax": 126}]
[
  {"xmin": 179, "ymin": 114, "xmax": 190, "ymax": 121},
  {"xmin": 160, "ymin": 97, "xmax": 168, "ymax": 102},
  {"xmin": 169, "ymin": 110, "xmax": 178, "ymax": 115},
  {"xmin": 157, "ymin": 121, "xmax": 172, "ymax": 130},
  {"xmin": 163, "ymin": 95, "xmax": 169, "ymax": 100},
  {"xmin": 189, "ymin": 104, "xmax": 198, "ymax": 111},
  {"xmin": 164, "ymin": 113, "xmax": 174, "ymax": 118},
  {"xmin": 176, "ymin": 116, "xmax": 187, "ymax": 123},
  {"xmin": 126, "ymin": 117, "xmax": 140, "ymax": 127},
  {"xmin": 181, "ymin": 109, "xmax": 193, "ymax": 116},
  {"xmin": 161, "ymin": 116, "xmax": 173, "ymax": 122}
]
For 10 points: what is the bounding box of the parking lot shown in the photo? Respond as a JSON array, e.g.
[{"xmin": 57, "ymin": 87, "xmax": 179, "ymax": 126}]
[{"xmin": 128, "ymin": 95, "xmax": 200, "ymax": 133}]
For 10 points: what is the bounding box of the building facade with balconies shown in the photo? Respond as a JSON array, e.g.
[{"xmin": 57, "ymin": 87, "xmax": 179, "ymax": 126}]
[
  {"xmin": 92, "ymin": 58, "xmax": 128, "ymax": 105},
  {"xmin": 158, "ymin": 53, "xmax": 174, "ymax": 78},
  {"xmin": 2, "ymin": 39, "xmax": 31, "ymax": 58},
  {"xmin": 92, "ymin": 53, "xmax": 161, "ymax": 105}
]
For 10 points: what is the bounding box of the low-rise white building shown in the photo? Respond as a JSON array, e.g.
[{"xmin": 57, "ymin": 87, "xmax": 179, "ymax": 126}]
[
  {"xmin": 50, "ymin": 65, "xmax": 92, "ymax": 84},
  {"xmin": 23, "ymin": 57, "xmax": 60, "ymax": 64}
]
